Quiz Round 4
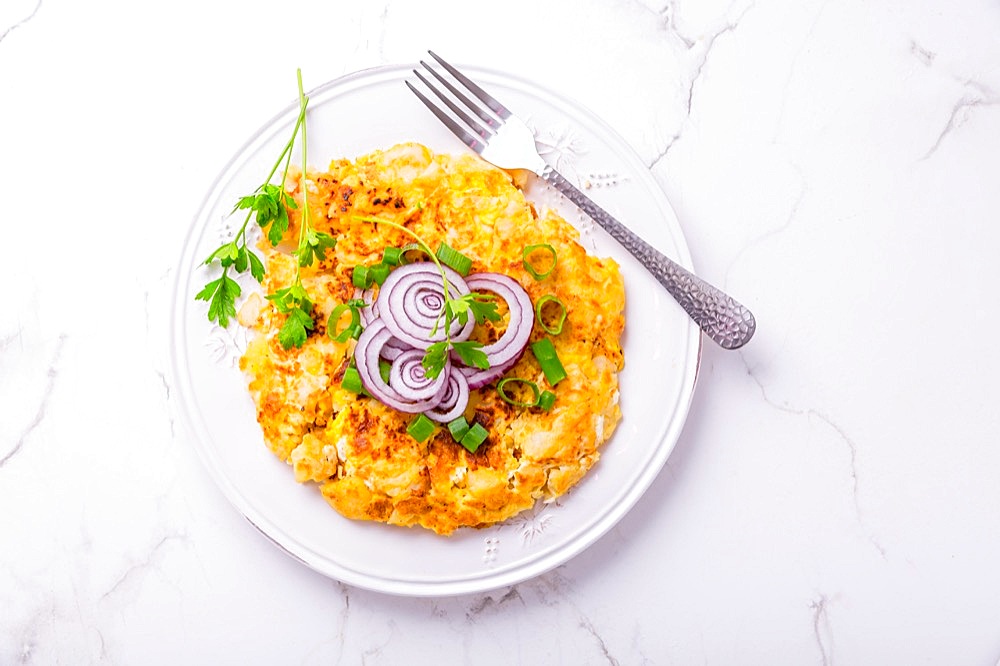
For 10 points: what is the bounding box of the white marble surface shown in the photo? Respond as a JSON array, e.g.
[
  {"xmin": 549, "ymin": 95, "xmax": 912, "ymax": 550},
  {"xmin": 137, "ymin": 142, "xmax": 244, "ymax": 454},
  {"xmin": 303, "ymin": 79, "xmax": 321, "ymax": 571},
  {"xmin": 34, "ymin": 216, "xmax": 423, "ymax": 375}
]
[{"xmin": 3, "ymin": 0, "xmax": 1000, "ymax": 662}]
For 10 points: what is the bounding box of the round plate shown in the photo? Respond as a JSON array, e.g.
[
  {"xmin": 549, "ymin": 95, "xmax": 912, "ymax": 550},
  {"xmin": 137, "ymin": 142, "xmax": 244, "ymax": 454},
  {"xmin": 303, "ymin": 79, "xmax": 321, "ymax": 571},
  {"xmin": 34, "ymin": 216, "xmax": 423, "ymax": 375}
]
[{"xmin": 170, "ymin": 63, "xmax": 701, "ymax": 597}]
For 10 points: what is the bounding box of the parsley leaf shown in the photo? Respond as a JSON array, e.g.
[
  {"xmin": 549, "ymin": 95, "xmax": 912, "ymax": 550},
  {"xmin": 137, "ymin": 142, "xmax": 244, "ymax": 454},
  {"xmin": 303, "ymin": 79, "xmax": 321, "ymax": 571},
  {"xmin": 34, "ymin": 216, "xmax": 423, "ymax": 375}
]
[
  {"xmin": 234, "ymin": 184, "xmax": 297, "ymax": 247},
  {"xmin": 247, "ymin": 249, "xmax": 265, "ymax": 282},
  {"xmin": 445, "ymin": 292, "xmax": 500, "ymax": 326},
  {"xmin": 297, "ymin": 228, "xmax": 338, "ymax": 267},
  {"xmin": 203, "ymin": 241, "xmax": 236, "ymax": 267},
  {"xmin": 195, "ymin": 273, "xmax": 241, "ymax": 328},
  {"xmin": 277, "ymin": 306, "xmax": 314, "ymax": 350},
  {"xmin": 451, "ymin": 340, "xmax": 488, "ymax": 370},
  {"xmin": 267, "ymin": 285, "xmax": 315, "ymax": 350},
  {"xmin": 266, "ymin": 284, "xmax": 313, "ymax": 315},
  {"xmin": 422, "ymin": 340, "xmax": 487, "ymax": 379},
  {"xmin": 422, "ymin": 341, "xmax": 450, "ymax": 379}
]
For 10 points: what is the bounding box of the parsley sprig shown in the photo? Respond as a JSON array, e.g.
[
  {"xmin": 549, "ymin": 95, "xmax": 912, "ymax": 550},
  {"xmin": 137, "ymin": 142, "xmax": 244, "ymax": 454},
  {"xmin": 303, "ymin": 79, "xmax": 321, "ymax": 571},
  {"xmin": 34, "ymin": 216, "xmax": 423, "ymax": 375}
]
[
  {"xmin": 354, "ymin": 216, "xmax": 500, "ymax": 378},
  {"xmin": 197, "ymin": 69, "xmax": 336, "ymax": 349},
  {"xmin": 423, "ymin": 292, "xmax": 501, "ymax": 378},
  {"xmin": 267, "ymin": 70, "xmax": 337, "ymax": 349}
]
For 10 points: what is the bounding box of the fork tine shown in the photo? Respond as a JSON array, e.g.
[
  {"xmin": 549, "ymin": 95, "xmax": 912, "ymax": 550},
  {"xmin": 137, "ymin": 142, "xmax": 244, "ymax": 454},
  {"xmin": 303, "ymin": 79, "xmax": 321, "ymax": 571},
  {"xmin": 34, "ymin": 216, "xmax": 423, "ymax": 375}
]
[
  {"xmin": 413, "ymin": 69, "xmax": 493, "ymax": 140},
  {"xmin": 405, "ymin": 80, "xmax": 487, "ymax": 154},
  {"xmin": 419, "ymin": 60, "xmax": 500, "ymax": 131},
  {"xmin": 427, "ymin": 50, "xmax": 511, "ymax": 119}
]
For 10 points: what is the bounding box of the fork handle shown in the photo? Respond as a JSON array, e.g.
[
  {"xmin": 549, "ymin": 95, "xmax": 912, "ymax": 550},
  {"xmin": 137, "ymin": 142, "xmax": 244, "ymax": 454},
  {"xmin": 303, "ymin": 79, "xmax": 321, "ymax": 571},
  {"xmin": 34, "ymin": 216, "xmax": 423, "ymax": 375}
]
[{"xmin": 539, "ymin": 166, "xmax": 756, "ymax": 350}]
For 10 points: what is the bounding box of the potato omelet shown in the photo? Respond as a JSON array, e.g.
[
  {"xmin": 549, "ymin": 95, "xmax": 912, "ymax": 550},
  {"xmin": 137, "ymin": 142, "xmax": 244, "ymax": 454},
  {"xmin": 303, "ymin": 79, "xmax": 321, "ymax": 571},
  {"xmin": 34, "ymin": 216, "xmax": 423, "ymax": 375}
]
[{"xmin": 237, "ymin": 143, "xmax": 624, "ymax": 535}]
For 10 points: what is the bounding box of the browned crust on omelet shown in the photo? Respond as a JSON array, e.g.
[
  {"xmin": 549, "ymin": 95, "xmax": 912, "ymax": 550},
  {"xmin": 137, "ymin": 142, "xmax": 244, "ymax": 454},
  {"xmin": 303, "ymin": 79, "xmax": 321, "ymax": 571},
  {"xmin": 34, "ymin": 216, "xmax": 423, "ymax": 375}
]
[{"xmin": 238, "ymin": 143, "xmax": 624, "ymax": 535}]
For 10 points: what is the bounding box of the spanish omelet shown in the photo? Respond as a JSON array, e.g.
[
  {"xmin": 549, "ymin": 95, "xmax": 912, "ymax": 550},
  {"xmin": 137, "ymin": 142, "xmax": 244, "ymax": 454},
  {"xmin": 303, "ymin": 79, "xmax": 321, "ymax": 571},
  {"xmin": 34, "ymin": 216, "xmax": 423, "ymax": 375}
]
[{"xmin": 237, "ymin": 143, "xmax": 625, "ymax": 535}]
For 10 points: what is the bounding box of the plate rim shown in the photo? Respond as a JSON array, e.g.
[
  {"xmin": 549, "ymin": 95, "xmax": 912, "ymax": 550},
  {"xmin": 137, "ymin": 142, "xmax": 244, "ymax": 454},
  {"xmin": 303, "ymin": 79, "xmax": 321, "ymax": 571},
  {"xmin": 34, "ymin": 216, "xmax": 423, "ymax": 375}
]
[{"xmin": 169, "ymin": 61, "xmax": 702, "ymax": 597}]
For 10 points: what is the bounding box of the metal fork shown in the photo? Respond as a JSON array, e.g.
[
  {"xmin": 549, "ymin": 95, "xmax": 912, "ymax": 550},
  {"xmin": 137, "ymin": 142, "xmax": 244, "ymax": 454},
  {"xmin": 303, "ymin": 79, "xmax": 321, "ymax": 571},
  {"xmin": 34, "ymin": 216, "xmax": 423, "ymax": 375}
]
[{"xmin": 407, "ymin": 51, "xmax": 756, "ymax": 350}]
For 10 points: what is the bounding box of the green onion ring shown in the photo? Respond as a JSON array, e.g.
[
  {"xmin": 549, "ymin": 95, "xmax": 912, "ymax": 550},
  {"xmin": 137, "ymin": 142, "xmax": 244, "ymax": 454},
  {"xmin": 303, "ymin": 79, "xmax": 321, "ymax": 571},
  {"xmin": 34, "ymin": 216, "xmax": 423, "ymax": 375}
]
[
  {"xmin": 351, "ymin": 265, "xmax": 371, "ymax": 289},
  {"xmin": 497, "ymin": 377, "xmax": 542, "ymax": 408},
  {"xmin": 382, "ymin": 246, "xmax": 404, "ymax": 266},
  {"xmin": 534, "ymin": 294, "xmax": 567, "ymax": 335},
  {"xmin": 398, "ymin": 242, "xmax": 431, "ymax": 264},
  {"xmin": 537, "ymin": 390, "xmax": 557, "ymax": 411},
  {"xmin": 328, "ymin": 303, "xmax": 361, "ymax": 343},
  {"xmin": 436, "ymin": 242, "xmax": 473, "ymax": 276},
  {"xmin": 522, "ymin": 243, "xmax": 557, "ymax": 280},
  {"xmin": 407, "ymin": 413, "xmax": 437, "ymax": 442}
]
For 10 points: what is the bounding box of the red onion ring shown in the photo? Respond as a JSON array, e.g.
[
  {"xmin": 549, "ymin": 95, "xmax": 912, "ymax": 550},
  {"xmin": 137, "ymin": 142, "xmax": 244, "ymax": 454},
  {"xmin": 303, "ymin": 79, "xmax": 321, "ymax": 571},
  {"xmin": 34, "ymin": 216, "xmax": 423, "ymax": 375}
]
[
  {"xmin": 354, "ymin": 287, "xmax": 378, "ymax": 327},
  {"xmin": 376, "ymin": 263, "xmax": 474, "ymax": 349},
  {"xmin": 389, "ymin": 349, "xmax": 449, "ymax": 401},
  {"xmin": 424, "ymin": 369, "xmax": 470, "ymax": 423},
  {"xmin": 354, "ymin": 320, "xmax": 444, "ymax": 414},
  {"xmin": 352, "ymin": 265, "xmax": 535, "ymax": 423},
  {"xmin": 462, "ymin": 273, "xmax": 534, "ymax": 384},
  {"xmin": 380, "ymin": 338, "xmax": 406, "ymax": 361}
]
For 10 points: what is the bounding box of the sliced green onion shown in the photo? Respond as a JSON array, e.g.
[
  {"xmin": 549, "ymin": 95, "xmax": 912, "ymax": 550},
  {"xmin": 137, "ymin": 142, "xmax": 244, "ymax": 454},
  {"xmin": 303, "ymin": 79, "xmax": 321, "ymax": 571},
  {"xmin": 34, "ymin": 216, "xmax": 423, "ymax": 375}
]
[
  {"xmin": 341, "ymin": 366, "xmax": 364, "ymax": 394},
  {"xmin": 460, "ymin": 422, "xmax": 489, "ymax": 452},
  {"xmin": 436, "ymin": 242, "xmax": 473, "ymax": 276},
  {"xmin": 531, "ymin": 338, "xmax": 567, "ymax": 386},
  {"xmin": 328, "ymin": 303, "xmax": 361, "ymax": 343},
  {"xmin": 537, "ymin": 390, "xmax": 557, "ymax": 411},
  {"xmin": 407, "ymin": 414, "xmax": 436, "ymax": 442},
  {"xmin": 351, "ymin": 265, "xmax": 371, "ymax": 289},
  {"xmin": 370, "ymin": 263, "xmax": 391, "ymax": 286},
  {"xmin": 447, "ymin": 416, "xmax": 470, "ymax": 442},
  {"xmin": 497, "ymin": 377, "xmax": 541, "ymax": 408},
  {"xmin": 522, "ymin": 243, "xmax": 557, "ymax": 280},
  {"xmin": 382, "ymin": 246, "xmax": 404, "ymax": 266},
  {"xmin": 534, "ymin": 294, "xmax": 567, "ymax": 335},
  {"xmin": 399, "ymin": 242, "xmax": 430, "ymax": 264}
]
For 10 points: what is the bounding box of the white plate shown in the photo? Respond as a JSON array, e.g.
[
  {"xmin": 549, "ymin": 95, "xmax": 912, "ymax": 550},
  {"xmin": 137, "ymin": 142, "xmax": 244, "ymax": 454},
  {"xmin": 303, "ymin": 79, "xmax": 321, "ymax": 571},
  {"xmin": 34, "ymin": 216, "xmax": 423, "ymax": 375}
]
[{"xmin": 170, "ymin": 63, "xmax": 701, "ymax": 597}]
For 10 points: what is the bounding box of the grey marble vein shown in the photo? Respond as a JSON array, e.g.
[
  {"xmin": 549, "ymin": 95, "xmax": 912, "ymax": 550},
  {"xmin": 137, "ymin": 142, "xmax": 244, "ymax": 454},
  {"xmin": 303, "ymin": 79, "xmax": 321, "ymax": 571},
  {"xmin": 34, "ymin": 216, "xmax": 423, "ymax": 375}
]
[
  {"xmin": 0, "ymin": 0, "xmax": 42, "ymax": 44},
  {"xmin": 331, "ymin": 581, "xmax": 351, "ymax": 663},
  {"xmin": 724, "ymin": 175, "xmax": 807, "ymax": 288},
  {"xmin": 580, "ymin": 616, "xmax": 621, "ymax": 666},
  {"xmin": 811, "ymin": 411, "xmax": 887, "ymax": 560},
  {"xmin": 0, "ymin": 325, "xmax": 24, "ymax": 352},
  {"xmin": 465, "ymin": 587, "xmax": 523, "ymax": 621},
  {"xmin": 100, "ymin": 533, "xmax": 186, "ymax": 602},
  {"xmin": 144, "ymin": 276, "xmax": 179, "ymax": 441},
  {"xmin": 744, "ymin": 357, "xmax": 888, "ymax": 560},
  {"xmin": 921, "ymin": 93, "xmax": 1000, "ymax": 161},
  {"xmin": 628, "ymin": 0, "xmax": 694, "ymax": 48},
  {"xmin": 0, "ymin": 333, "xmax": 67, "ymax": 469},
  {"xmin": 648, "ymin": 3, "xmax": 754, "ymax": 168},
  {"xmin": 375, "ymin": 5, "xmax": 389, "ymax": 61},
  {"xmin": 910, "ymin": 39, "xmax": 936, "ymax": 66},
  {"xmin": 772, "ymin": 0, "xmax": 834, "ymax": 142},
  {"xmin": 811, "ymin": 594, "xmax": 833, "ymax": 666},
  {"xmin": 517, "ymin": 570, "xmax": 632, "ymax": 662},
  {"xmin": 682, "ymin": 8, "xmax": 751, "ymax": 117},
  {"xmin": 154, "ymin": 367, "xmax": 176, "ymax": 440},
  {"xmin": 657, "ymin": 1, "xmax": 696, "ymax": 49},
  {"xmin": 646, "ymin": 131, "xmax": 682, "ymax": 169},
  {"xmin": 360, "ymin": 619, "xmax": 395, "ymax": 665}
]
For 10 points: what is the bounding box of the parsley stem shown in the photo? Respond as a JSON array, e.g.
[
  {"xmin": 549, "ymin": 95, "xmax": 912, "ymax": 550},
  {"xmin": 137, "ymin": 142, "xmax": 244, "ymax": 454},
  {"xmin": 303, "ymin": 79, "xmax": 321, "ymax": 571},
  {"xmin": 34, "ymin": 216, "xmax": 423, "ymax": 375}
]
[
  {"xmin": 354, "ymin": 216, "xmax": 450, "ymax": 300},
  {"xmin": 267, "ymin": 98, "xmax": 308, "ymax": 188},
  {"xmin": 355, "ymin": 215, "xmax": 460, "ymax": 362},
  {"xmin": 230, "ymin": 94, "xmax": 309, "ymax": 254},
  {"xmin": 295, "ymin": 69, "xmax": 310, "ymax": 284}
]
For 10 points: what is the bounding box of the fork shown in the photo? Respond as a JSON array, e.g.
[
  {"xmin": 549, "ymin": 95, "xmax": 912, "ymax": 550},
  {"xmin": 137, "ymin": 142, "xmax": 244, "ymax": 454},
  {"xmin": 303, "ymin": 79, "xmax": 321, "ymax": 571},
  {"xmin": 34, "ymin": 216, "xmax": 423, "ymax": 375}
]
[{"xmin": 407, "ymin": 51, "xmax": 756, "ymax": 350}]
